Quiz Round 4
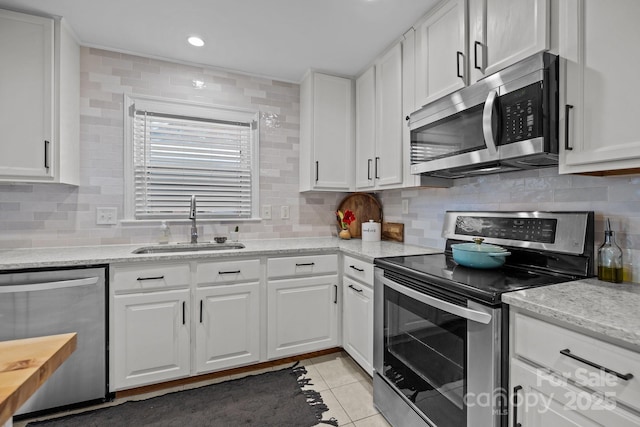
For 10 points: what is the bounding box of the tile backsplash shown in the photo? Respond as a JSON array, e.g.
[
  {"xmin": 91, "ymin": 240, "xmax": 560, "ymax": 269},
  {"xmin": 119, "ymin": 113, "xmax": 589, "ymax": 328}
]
[
  {"xmin": 0, "ymin": 48, "xmax": 344, "ymax": 248},
  {"xmin": 0, "ymin": 47, "xmax": 639, "ymax": 282},
  {"xmin": 378, "ymin": 169, "xmax": 640, "ymax": 282}
]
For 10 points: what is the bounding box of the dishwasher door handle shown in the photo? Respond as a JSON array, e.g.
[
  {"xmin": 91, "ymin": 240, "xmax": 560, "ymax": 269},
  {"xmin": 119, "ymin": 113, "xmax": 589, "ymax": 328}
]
[{"xmin": 0, "ymin": 276, "xmax": 99, "ymax": 293}]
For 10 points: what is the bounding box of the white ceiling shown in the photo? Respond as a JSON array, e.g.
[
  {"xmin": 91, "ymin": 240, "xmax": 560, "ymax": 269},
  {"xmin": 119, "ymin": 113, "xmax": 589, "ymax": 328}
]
[{"xmin": 0, "ymin": 0, "xmax": 439, "ymax": 82}]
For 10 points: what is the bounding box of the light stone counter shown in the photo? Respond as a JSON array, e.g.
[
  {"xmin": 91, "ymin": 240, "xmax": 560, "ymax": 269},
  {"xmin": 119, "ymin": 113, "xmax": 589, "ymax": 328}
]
[
  {"xmin": 503, "ymin": 278, "xmax": 640, "ymax": 348},
  {"xmin": 0, "ymin": 237, "xmax": 439, "ymax": 271}
]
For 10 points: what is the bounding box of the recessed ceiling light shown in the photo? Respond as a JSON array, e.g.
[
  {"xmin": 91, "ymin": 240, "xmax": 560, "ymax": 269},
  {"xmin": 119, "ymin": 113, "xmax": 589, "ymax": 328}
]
[{"xmin": 187, "ymin": 36, "xmax": 205, "ymax": 47}]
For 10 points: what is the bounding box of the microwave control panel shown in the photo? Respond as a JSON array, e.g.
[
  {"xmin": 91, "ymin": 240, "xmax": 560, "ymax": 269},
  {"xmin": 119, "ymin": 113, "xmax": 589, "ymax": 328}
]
[{"xmin": 500, "ymin": 81, "xmax": 543, "ymax": 144}]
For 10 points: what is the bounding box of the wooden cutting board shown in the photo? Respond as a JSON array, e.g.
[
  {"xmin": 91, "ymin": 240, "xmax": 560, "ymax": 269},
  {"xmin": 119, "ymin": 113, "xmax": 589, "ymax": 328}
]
[{"xmin": 337, "ymin": 193, "xmax": 383, "ymax": 238}]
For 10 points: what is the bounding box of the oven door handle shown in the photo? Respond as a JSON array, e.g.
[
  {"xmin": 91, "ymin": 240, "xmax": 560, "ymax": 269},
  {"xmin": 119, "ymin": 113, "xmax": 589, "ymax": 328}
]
[{"xmin": 382, "ymin": 276, "xmax": 492, "ymax": 325}]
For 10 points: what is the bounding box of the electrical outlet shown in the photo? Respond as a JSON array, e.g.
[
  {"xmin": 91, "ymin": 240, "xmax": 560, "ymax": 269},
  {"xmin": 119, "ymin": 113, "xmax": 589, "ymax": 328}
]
[
  {"xmin": 96, "ymin": 207, "xmax": 118, "ymax": 225},
  {"xmin": 402, "ymin": 199, "xmax": 409, "ymax": 215},
  {"xmin": 262, "ymin": 205, "xmax": 272, "ymax": 219},
  {"xmin": 281, "ymin": 205, "xmax": 290, "ymax": 219}
]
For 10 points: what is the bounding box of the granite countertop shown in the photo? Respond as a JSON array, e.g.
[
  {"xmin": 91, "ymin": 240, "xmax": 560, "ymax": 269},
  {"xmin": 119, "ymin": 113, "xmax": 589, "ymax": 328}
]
[
  {"xmin": 0, "ymin": 237, "xmax": 439, "ymax": 270},
  {"xmin": 503, "ymin": 278, "xmax": 640, "ymax": 348}
]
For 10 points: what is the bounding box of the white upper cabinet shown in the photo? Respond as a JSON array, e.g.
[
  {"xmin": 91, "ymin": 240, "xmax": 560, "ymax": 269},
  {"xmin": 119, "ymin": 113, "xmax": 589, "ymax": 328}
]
[
  {"xmin": 355, "ymin": 43, "xmax": 404, "ymax": 190},
  {"xmin": 559, "ymin": 0, "xmax": 640, "ymax": 174},
  {"xmin": 468, "ymin": 0, "xmax": 549, "ymax": 83},
  {"xmin": 0, "ymin": 9, "xmax": 79, "ymax": 184},
  {"xmin": 355, "ymin": 67, "xmax": 376, "ymax": 190},
  {"xmin": 415, "ymin": 0, "xmax": 467, "ymax": 109},
  {"xmin": 300, "ymin": 71, "xmax": 354, "ymax": 192},
  {"xmin": 374, "ymin": 43, "xmax": 404, "ymax": 188}
]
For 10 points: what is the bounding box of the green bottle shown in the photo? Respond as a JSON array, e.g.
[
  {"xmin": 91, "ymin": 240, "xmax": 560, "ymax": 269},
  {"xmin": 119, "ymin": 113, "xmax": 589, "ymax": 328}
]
[{"xmin": 597, "ymin": 219, "xmax": 623, "ymax": 283}]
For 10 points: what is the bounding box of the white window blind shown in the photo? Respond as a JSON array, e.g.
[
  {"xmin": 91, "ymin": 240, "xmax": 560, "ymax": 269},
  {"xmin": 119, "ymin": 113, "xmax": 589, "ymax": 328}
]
[{"xmin": 129, "ymin": 98, "xmax": 258, "ymax": 220}]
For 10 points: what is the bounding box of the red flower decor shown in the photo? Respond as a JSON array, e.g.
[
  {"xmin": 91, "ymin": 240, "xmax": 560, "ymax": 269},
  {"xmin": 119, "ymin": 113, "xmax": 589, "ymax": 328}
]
[
  {"xmin": 342, "ymin": 210, "xmax": 356, "ymax": 225},
  {"xmin": 336, "ymin": 209, "xmax": 356, "ymax": 230}
]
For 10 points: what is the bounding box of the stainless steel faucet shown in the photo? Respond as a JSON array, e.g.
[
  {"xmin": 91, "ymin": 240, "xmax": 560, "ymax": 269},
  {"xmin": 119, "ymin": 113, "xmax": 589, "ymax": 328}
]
[{"xmin": 189, "ymin": 195, "xmax": 198, "ymax": 244}]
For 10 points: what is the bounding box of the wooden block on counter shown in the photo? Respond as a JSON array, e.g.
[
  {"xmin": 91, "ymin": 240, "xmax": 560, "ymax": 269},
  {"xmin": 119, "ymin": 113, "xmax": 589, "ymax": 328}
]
[
  {"xmin": 382, "ymin": 222, "xmax": 404, "ymax": 242},
  {"xmin": 0, "ymin": 333, "xmax": 77, "ymax": 425}
]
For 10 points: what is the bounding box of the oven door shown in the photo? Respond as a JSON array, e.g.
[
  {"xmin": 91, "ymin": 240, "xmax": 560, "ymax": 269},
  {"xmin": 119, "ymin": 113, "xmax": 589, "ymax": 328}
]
[{"xmin": 373, "ymin": 268, "xmax": 503, "ymax": 427}]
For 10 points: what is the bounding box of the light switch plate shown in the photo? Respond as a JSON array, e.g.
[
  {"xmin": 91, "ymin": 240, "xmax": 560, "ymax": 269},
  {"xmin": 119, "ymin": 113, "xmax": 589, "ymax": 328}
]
[
  {"xmin": 402, "ymin": 199, "xmax": 409, "ymax": 215},
  {"xmin": 281, "ymin": 205, "xmax": 290, "ymax": 219},
  {"xmin": 96, "ymin": 207, "xmax": 118, "ymax": 225},
  {"xmin": 262, "ymin": 205, "xmax": 272, "ymax": 219}
]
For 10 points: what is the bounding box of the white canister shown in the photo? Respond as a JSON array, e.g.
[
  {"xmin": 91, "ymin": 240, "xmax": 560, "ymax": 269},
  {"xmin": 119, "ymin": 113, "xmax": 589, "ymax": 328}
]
[{"xmin": 362, "ymin": 220, "xmax": 381, "ymax": 242}]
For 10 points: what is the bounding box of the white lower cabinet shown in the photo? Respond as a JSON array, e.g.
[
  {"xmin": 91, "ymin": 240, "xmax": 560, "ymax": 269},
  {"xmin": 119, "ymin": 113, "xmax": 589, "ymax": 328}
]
[
  {"xmin": 511, "ymin": 359, "xmax": 640, "ymax": 427},
  {"xmin": 113, "ymin": 289, "xmax": 190, "ymax": 390},
  {"xmin": 267, "ymin": 254, "xmax": 339, "ymax": 359},
  {"xmin": 267, "ymin": 275, "xmax": 339, "ymax": 359},
  {"xmin": 342, "ymin": 277, "xmax": 373, "ymax": 375},
  {"xmin": 510, "ymin": 310, "xmax": 640, "ymax": 426},
  {"xmin": 195, "ymin": 282, "xmax": 260, "ymax": 374}
]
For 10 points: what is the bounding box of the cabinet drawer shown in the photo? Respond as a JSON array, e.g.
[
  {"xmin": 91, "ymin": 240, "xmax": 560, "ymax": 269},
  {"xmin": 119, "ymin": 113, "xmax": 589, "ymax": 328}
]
[
  {"xmin": 513, "ymin": 312, "xmax": 640, "ymax": 412},
  {"xmin": 267, "ymin": 254, "xmax": 337, "ymax": 278},
  {"xmin": 111, "ymin": 263, "xmax": 191, "ymax": 292},
  {"xmin": 342, "ymin": 255, "xmax": 374, "ymax": 285},
  {"xmin": 196, "ymin": 259, "xmax": 260, "ymax": 285}
]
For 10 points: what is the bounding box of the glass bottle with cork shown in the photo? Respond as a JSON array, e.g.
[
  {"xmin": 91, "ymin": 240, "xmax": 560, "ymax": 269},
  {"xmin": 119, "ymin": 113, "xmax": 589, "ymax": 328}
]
[{"xmin": 597, "ymin": 218, "xmax": 623, "ymax": 283}]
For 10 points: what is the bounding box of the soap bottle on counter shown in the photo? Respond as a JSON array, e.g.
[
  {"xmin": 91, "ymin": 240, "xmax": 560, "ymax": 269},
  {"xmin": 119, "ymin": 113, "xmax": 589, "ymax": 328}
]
[
  {"xmin": 158, "ymin": 221, "xmax": 171, "ymax": 244},
  {"xmin": 597, "ymin": 218, "xmax": 623, "ymax": 283}
]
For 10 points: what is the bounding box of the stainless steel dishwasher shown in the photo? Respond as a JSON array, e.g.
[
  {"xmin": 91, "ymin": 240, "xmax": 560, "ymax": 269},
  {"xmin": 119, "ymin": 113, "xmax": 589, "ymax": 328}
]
[{"xmin": 0, "ymin": 266, "xmax": 108, "ymax": 417}]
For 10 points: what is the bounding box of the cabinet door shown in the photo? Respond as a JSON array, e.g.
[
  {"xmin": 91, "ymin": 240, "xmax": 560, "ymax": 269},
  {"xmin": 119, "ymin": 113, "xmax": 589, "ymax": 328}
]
[
  {"xmin": 510, "ymin": 359, "xmax": 640, "ymax": 427},
  {"xmin": 415, "ymin": 0, "xmax": 467, "ymax": 108},
  {"xmin": 0, "ymin": 9, "xmax": 53, "ymax": 180},
  {"xmin": 485, "ymin": 0, "xmax": 548, "ymax": 76},
  {"xmin": 113, "ymin": 289, "xmax": 190, "ymax": 390},
  {"xmin": 267, "ymin": 275, "xmax": 339, "ymax": 359},
  {"xmin": 195, "ymin": 282, "xmax": 260, "ymax": 374},
  {"xmin": 559, "ymin": 0, "xmax": 640, "ymax": 174},
  {"xmin": 355, "ymin": 67, "xmax": 376, "ymax": 190},
  {"xmin": 375, "ymin": 43, "xmax": 404, "ymax": 188},
  {"xmin": 312, "ymin": 73, "xmax": 354, "ymax": 190},
  {"xmin": 342, "ymin": 277, "xmax": 373, "ymax": 375}
]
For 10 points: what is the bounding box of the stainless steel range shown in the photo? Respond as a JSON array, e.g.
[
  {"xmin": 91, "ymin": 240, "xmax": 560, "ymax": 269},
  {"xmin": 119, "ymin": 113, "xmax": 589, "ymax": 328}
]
[{"xmin": 373, "ymin": 211, "xmax": 595, "ymax": 427}]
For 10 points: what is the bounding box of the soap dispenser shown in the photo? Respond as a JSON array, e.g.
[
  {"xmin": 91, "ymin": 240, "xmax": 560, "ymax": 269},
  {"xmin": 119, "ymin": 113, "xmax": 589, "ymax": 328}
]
[
  {"xmin": 597, "ymin": 218, "xmax": 623, "ymax": 283},
  {"xmin": 159, "ymin": 221, "xmax": 171, "ymax": 244}
]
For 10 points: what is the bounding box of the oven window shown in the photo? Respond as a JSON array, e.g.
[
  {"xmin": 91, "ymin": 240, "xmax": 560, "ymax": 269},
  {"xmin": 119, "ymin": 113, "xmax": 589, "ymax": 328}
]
[{"xmin": 383, "ymin": 286, "xmax": 467, "ymax": 426}]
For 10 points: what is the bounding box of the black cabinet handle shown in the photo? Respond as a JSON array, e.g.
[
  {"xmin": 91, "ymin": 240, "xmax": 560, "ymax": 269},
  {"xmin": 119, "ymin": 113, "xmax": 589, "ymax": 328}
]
[
  {"xmin": 182, "ymin": 301, "xmax": 186, "ymax": 325},
  {"xmin": 218, "ymin": 270, "xmax": 241, "ymax": 275},
  {"xmin": 315, "ymin": 161, "xmax": 319, "ymax": 182},
  {"xmin": 295, "ymin": 262, "xmax": 315, "ymax": 267},
  {"xmin": 474, "ymin": 41, "xmax": 482, "ymax": 70},
  {"xmin": 513, "ymin": 385, "xmax": 522, "ymax": 427},
  {"xmin": 565, "ymin": 105, "xmax": 574, "ymax": 150},
  {"xmin": 44, "ymin": 140, "xmax": 50, "ymax": 169},
  {"xmin": 456, "ymin": 51, "xmax": 464, "ymax": 79},
  {"xmin": 348, "ymin": 284, "xmax": 363, "ymax": 293},
  {"xmin": 405, "ymin": 115, "xmax": 410, "ymax": 121},
  {"xmin": 333, "ymin": 284, "xmax": 338, "ymax": 304},
  {"xmin": 349, "ymin": 265, "xmax": 364, "ymax": 272},
  {"xmin": 137, "ymin": 275, "xmax": 164, "ymax": 281},
  {"xmin": 375, "ymin": 157, "xmax": 380, "ymax": 179},
  {"xmin": 199, "ymin": 300, "xmax": 203, "ymax": 323},
  {"xmin": 560, "ymin": 349, "xmax": 633, "ymax": 381},
  {"xmin": 367, "ymin": 159, "xmax": 372, "ymax": 180}
]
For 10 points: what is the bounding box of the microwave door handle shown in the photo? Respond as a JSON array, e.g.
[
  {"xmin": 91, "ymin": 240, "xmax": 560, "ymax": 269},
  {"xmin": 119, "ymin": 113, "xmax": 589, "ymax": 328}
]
[
  {"xmin": 382, "ymin": 276, "xmax": 492, "ymax": 325},
  {"xmin": 482, "ymin": 90, "xmax": 499, "ymax": 155}
]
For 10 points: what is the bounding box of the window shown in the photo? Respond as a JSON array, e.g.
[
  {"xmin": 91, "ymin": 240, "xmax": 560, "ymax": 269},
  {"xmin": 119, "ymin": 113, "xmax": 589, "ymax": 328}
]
[{"xmin": 124, "ymin": 95, "xmax": 259, "ymax": 220}]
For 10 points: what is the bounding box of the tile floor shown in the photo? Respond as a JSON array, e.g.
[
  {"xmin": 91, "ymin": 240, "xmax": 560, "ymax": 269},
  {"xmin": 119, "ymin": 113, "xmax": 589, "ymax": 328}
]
[{"xmin": 16, "ymin": 351, "xmax": 391, "ymax": 427}]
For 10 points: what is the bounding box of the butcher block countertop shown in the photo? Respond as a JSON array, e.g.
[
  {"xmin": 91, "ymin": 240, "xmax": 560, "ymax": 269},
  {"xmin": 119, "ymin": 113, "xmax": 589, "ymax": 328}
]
[{"xmin": 0, "ymin": 333, "xmax": 77, "ymax": 425}]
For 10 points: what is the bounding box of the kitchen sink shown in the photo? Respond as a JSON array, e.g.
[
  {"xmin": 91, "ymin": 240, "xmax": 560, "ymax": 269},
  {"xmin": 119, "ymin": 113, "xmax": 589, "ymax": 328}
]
[{"xmin": 132, "ymin": 242, "xmax": 245, "ymax": 254}]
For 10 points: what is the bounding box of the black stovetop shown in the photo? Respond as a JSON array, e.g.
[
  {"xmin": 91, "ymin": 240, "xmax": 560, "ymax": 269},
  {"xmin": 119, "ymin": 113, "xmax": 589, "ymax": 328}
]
[{"xmin": 375, "ymin": 253, "xmax": 582, "ymax": 305}]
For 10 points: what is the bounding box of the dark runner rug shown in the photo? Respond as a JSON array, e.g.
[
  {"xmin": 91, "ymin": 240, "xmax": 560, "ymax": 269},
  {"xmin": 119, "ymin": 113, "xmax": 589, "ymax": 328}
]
[{"xmin": 28, "ymin": 364, "xmax": 338, "ymax": 427}]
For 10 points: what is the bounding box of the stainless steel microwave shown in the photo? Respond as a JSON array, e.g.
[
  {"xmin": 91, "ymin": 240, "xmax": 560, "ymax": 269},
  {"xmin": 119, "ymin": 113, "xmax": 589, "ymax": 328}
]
[{"xmin": 409, "ymin": 52, "xmax": 559, "ymax": 179}]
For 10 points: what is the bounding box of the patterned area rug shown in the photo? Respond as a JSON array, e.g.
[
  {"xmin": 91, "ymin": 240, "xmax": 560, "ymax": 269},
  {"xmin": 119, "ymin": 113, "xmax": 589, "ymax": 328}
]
[{"xmin": 28, "ymin": 364, "xmax": 338, "ymax": 427}]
